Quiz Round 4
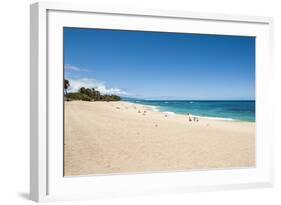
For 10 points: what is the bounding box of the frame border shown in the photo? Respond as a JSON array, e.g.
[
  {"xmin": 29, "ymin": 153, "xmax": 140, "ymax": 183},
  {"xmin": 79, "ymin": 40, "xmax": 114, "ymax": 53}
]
[{"xmin": 30, "ymin": 1, "xmax": 274, "ymax": 202}]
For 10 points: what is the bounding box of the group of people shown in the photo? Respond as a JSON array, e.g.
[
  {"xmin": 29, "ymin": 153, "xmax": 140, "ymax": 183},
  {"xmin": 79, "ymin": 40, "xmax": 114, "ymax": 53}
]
[
  {"xmin": 187, "ymin": 113, "xmax": 199, "ymax": 122},
  {"xmin": 138, "ymin": 110, "xmax": 147, "ymax": 115}
]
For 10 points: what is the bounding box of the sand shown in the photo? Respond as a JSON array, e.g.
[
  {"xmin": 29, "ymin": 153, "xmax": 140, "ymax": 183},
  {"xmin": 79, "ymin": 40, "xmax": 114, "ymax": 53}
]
[{"xmin": 64, "ymin": 101, "xmax": 255, "ymax": 176}]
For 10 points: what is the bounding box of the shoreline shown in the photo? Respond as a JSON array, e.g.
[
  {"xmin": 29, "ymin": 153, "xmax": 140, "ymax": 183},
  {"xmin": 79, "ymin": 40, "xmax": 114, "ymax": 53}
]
[
  {"xmin": 64, "ymin": 100, "xmax": 255, "ymax": 176},
  {"xmin": 121, "ymin": 100, "xmax": 255, "ymax": 123}
]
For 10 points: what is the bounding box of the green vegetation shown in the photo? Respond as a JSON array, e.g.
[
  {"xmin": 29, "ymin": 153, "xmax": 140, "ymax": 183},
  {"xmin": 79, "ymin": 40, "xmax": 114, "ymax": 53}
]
[
  {"xmin": 65, "ymin": 92, "xmax": 92, "ymax": 101},
  {"xmin": 64, "ymin": 79, "xmax": 121, "ymax": 102}
]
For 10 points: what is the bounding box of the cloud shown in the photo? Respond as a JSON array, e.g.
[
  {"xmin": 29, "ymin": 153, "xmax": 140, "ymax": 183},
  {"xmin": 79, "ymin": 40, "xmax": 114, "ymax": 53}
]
[
  {"xmin": 65, "ymin": 64, "xmax": 88, "ymax": 72},
  {"xmin": 67, "ymin": 78, "xmax": 128, "ymax": 96}
]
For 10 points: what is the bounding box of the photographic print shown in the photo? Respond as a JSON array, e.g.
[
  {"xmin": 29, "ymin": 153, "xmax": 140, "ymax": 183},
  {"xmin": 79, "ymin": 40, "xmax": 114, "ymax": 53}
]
[{"xmin": 63, "ymin": 28, "xmax": 255, "ymax": 176}]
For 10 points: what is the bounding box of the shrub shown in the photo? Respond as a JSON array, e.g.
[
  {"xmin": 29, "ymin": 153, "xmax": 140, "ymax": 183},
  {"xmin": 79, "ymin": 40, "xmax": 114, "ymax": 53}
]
[
  {"xmin": 65, "ymin": 86, "xmax": 122, "ymax": 102},
  {"xmin": 65, "ymin": 93, "xmax": 92, "ymax": 101}
]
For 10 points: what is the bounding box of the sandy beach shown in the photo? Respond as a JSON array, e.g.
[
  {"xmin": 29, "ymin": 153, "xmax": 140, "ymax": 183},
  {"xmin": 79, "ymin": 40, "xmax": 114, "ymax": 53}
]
[{"xmin": 64, "ymin": 101, "xmax": 255, "ymax": 176}]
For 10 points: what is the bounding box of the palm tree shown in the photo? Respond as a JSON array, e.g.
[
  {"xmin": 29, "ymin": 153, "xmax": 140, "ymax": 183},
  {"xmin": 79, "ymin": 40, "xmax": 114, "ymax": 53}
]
[{"xmin": 64, "ymin": 79, "xmax": 70, "ymax": 95}]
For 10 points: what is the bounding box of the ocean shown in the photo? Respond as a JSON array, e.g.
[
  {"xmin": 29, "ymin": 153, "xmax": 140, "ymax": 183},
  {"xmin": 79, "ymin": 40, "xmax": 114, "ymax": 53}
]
[{"xmin": 123, "ymin": 100, "xmax": 255, "ymax": 122}]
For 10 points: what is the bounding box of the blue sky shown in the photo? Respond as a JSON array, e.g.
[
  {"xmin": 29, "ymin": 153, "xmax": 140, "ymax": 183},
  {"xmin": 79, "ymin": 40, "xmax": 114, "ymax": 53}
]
[{"xmin": 64, "ymin": 27, "xmax": 255, "ymax": 100}]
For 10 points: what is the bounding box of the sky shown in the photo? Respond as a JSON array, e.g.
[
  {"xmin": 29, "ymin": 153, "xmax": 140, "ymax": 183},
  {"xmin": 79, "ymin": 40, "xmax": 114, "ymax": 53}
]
[{"xmin": 64, "ymin": 27, "xmax": 255, "ymax": 100}]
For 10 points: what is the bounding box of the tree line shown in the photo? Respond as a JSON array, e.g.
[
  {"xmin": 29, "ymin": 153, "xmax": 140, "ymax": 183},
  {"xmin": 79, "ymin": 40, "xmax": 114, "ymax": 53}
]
[{"xmin": 64, "ymin": 79, "xmax": 121, "ymax": 102}]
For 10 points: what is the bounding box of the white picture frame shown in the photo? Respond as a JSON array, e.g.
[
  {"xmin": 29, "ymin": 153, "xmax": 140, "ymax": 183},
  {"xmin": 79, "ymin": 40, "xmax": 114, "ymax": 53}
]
[{"xmin": 30, "ymin": 1, "xmax": 274, "ymax": 202}]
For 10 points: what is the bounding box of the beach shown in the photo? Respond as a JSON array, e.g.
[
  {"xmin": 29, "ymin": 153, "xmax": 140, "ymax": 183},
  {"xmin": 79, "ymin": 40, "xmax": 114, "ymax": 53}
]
[{"xmin": 64, "ymin": 100, "xmax": 255, "ymax": 176}]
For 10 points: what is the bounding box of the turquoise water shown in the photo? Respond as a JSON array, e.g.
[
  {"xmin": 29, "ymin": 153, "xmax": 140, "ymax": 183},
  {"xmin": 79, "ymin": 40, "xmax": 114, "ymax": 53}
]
[{"xmin": 123, "ymin": 100, "xmax": 255, "ymax": 122}]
